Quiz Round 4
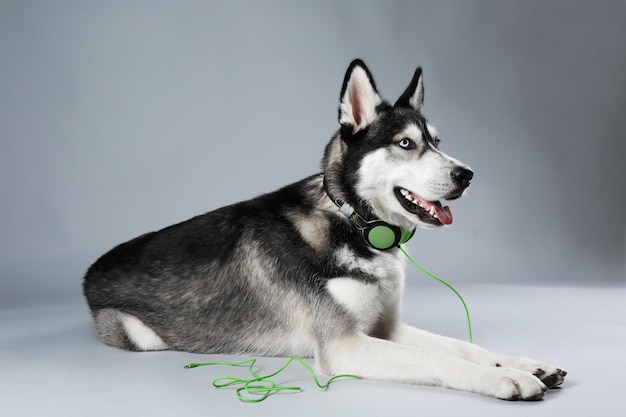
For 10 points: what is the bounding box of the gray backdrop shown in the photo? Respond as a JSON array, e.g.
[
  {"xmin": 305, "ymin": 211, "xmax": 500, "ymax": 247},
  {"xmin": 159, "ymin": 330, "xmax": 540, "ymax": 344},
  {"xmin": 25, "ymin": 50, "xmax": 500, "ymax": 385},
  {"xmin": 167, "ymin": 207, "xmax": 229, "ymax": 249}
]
[{"xmin": 1, "ymin": 0, "xmax": 624, "ymax": 308}]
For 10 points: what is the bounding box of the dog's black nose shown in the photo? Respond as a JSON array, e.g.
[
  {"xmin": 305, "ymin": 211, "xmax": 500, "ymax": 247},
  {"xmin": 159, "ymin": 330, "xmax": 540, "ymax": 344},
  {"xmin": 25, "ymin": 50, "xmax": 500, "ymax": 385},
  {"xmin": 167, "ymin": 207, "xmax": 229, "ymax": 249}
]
[{"xmin": 451, "ymin": 166, "xmax": 473, "ymax": 187}]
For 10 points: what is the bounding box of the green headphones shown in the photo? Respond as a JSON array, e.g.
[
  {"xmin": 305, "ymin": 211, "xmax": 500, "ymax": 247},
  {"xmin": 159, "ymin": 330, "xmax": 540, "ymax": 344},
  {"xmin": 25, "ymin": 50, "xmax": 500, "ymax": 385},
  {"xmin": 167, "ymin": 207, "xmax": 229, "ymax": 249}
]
[
  {"xmin": 323, "ymin": 177, "xmax": 415, "ymax": 251},
  {"xmin": 351, "ymin": 216, "xmax": 415, "ymax": 251}
]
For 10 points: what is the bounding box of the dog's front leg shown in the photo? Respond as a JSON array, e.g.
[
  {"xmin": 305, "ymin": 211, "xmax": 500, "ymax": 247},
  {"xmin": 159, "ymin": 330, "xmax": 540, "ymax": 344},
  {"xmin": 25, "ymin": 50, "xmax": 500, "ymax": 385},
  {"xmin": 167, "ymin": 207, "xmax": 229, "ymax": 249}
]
[
  {"xmin": 391, "ymin": 324, "xmax": 566, "ymax": 389},
  {"xmin": 318, "ymin": 332, "xmax": 547, "ymax": 400}
]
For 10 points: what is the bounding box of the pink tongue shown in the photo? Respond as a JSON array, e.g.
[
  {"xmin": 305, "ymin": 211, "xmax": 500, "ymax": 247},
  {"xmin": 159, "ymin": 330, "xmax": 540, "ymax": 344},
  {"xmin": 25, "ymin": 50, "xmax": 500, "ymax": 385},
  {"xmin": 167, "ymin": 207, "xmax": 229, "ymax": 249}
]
[
  {"xmin": 412, "ymin": 193, "xmax": 453, "ymax": 225},
  {"xmin": 434, "ymin": 205, "xmax": 453, "ymax": 225}
]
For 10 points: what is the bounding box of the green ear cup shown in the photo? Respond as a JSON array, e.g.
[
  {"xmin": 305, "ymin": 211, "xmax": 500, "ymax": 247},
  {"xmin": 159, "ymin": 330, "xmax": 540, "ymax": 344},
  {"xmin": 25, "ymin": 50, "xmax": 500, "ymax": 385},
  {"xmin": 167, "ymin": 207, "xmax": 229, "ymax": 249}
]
[{"xmin": 367, "ymin": 225, "xmax": 398, "ymax": 250}]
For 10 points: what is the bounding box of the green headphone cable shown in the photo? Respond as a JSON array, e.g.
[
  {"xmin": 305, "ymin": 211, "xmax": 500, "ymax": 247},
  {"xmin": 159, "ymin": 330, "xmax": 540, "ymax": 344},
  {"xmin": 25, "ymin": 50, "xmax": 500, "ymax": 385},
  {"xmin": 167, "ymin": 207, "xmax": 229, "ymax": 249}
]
[
  {"xmin": 398, "ymin": 245, "xmax": 473, "ymax": 343},
  {"xmin": 184, "ymin": 356, "xmax": 360, "ymax": 403}
]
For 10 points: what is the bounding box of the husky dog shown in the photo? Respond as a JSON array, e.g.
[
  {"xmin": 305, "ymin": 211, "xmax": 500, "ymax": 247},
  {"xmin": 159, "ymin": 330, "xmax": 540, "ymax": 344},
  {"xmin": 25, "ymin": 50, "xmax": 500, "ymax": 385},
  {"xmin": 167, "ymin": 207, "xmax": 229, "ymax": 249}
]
[{"xmin": 83, "ymin": 59, "xmax": 566, "ymax": 400}]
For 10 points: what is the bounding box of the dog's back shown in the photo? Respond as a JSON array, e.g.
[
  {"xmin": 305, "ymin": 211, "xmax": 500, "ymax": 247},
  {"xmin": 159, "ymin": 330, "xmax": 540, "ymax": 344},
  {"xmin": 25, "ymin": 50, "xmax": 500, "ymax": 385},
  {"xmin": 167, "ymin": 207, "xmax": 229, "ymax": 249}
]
[{"xmin": 83, "ymin": 174, "xmax": 360, "ymax": 354}]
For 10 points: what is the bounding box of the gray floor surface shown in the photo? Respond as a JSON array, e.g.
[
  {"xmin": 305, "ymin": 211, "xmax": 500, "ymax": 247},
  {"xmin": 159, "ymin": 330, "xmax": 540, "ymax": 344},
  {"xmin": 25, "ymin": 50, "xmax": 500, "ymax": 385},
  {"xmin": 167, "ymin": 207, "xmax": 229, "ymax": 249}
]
[{"xmin": 1, "ymin": 283, "xmax": 624, "ymax": 417}]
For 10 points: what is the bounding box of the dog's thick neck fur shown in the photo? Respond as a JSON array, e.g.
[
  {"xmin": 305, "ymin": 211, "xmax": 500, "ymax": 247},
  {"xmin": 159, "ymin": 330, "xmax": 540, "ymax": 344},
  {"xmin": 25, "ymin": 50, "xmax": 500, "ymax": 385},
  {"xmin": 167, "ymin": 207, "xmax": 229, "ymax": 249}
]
[{"xmin": 322, "ymin": 133, "xmax": 377, "ymax": 223}]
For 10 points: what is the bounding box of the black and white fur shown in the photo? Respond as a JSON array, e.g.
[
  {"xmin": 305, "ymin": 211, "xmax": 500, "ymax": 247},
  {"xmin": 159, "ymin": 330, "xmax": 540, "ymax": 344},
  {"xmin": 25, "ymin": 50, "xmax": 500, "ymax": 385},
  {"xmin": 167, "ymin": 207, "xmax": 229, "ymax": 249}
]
[{"xmin": 83, "ymin": 60, "xmax": 566, "ymax": 400}]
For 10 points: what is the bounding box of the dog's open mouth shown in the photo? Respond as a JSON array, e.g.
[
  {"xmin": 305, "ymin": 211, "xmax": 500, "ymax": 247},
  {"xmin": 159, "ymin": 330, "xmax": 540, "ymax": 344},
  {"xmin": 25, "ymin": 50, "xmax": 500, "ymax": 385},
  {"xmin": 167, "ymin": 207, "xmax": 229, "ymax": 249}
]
[{"xmin": 394, "ymin": 187, "xmax": 453, "ymax": 226}]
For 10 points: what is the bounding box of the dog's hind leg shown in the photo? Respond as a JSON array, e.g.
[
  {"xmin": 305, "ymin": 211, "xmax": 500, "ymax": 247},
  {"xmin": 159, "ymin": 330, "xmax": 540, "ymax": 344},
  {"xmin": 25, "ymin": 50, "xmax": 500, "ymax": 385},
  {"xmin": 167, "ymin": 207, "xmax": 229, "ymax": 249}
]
[{"xmin": 91, "ymin": 308, "xmax": 169, "ymax": 352}]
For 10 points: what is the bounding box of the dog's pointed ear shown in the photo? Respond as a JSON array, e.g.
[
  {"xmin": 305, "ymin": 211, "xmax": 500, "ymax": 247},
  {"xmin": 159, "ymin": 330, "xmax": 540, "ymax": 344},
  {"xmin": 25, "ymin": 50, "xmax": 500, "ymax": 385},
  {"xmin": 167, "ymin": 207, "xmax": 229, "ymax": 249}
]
[
  {"xmin": 338, "ymin": 59, "xmax": 382, "ymax": 133},
  {"xmin": 394, "ymin": 67, "xmax": 424, "ymax": 113}
]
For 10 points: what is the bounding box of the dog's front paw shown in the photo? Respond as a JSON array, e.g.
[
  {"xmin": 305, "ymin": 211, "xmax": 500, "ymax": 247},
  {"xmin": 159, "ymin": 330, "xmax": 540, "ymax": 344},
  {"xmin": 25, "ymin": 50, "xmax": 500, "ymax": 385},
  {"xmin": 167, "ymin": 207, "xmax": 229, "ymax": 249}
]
[
  {"xmin": 492, "ymin": 369, "xmax": 547, "ymax": 401},
  {"xmin": 492, "ymin": 355, "xmax": 567, "ymax": 389}
]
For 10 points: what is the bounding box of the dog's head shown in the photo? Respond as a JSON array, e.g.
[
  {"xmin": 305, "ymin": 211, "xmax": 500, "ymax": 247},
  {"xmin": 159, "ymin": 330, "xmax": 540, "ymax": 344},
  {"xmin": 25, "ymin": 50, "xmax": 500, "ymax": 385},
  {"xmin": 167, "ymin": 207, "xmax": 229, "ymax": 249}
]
[{"xmin": 327, "ymin": 59, "xmax": 473, "ymax": 230}]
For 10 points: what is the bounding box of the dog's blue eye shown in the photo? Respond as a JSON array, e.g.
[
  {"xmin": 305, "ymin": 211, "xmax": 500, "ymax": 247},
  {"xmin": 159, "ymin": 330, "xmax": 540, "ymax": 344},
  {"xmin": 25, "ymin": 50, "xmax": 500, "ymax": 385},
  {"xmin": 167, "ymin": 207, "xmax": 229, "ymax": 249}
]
[{"xmin": 398, "ymin": 138, "xmax": 415, "ymax": 149}]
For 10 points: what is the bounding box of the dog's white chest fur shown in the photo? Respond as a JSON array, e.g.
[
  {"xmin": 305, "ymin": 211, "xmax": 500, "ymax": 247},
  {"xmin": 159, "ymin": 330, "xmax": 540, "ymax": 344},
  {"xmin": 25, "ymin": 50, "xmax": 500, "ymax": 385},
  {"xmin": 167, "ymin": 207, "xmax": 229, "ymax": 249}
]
[{"xmin": 326, "ymin": 246, "xmax": 405, "ymax": 333}]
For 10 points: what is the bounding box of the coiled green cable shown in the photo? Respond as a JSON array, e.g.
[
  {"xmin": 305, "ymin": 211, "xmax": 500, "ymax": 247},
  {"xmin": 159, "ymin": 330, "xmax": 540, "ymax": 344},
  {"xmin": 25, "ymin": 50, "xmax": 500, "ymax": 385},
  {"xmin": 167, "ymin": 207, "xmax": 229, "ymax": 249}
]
[{"xmin": 185, "ymin": 356, "xmax": 359, "ymax": 403}]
